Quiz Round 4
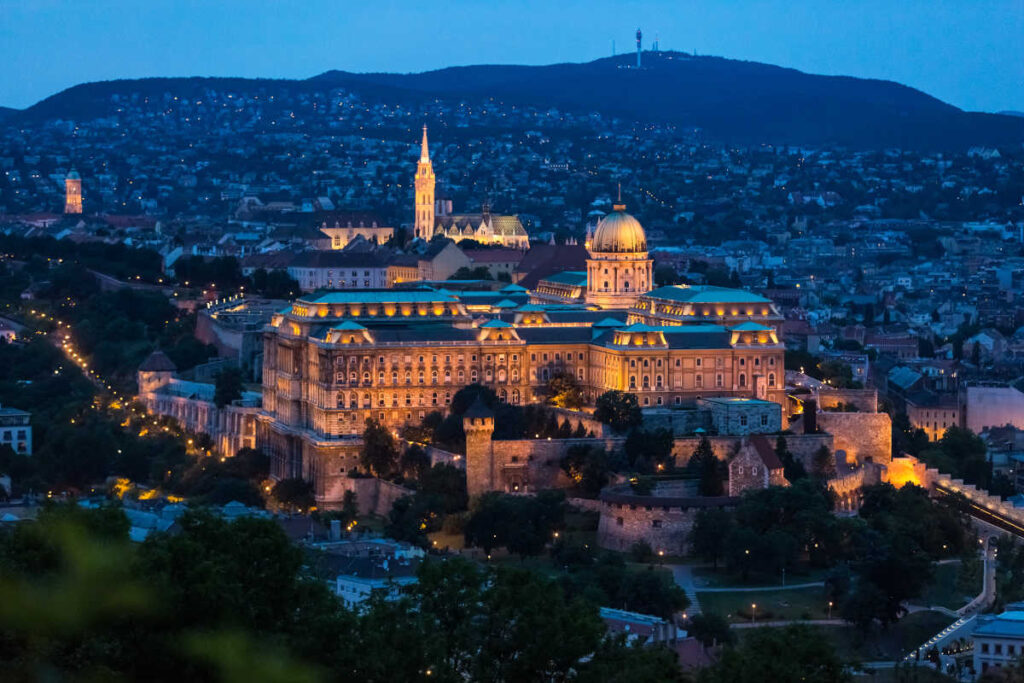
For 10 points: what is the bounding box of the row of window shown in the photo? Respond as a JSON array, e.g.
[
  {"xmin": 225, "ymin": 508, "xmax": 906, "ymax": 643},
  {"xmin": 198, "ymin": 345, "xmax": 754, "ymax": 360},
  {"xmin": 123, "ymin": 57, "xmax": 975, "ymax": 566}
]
[
  {"xmin": 627, "ymin": 372, "xmax": 776, "ymax": 390},
  {"xmin": 980, "ymin": 641, "xmax": 1020, "ymax": 656},
  {"xmin": 336, "ymin": 388, "xmax": 524, "ymax": 410},
  {"xmin": 337, "ymin": 353, "xmax": 517, "ymax": 367},
  {"xmin": 336, "ymin": 367, "xmax": 523, "ymax": 386}
]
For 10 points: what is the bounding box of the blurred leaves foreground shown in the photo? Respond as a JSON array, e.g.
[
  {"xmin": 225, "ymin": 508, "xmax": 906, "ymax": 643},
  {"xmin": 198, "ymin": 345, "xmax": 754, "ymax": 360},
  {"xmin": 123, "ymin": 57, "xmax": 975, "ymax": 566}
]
[{"xmin": 0, "ymin": 504, "xmax": 684, "ymax": 683}]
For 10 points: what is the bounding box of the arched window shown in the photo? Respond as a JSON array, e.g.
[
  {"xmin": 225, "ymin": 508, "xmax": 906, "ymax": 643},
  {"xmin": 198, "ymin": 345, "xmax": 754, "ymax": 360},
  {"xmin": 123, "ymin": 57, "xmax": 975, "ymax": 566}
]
[
  {"xmin": 512, "ymin": 389, "xmax": 520, "ymax": 404},
  {"xmin": 498, "ymin": 368, "xmax": 507, "ymax": 382},
  {"xmin": 656, "ymin": 374, "xmax": 663, "ymax": 388},
  {"xmin": 739, "ymin": 373, "xmax": 746, "ymax": 387},
  {"xmin": 629, "ymin": 375, "xmax": 637, "ymax": 389},
  {"xmin": 444, "ymin": 370, "xmax": 451, "ymax": 383},
  {"xmin": 768, "ymin": 373, "xmax": 776, "ymax": 387}
]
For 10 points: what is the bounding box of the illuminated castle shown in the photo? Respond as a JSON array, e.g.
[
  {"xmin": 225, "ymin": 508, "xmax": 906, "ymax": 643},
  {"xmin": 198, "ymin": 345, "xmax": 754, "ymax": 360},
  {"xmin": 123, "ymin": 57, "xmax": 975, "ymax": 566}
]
[{"xmin": 64, "ymin": 169, "xmax": 82, "ymax": 214}]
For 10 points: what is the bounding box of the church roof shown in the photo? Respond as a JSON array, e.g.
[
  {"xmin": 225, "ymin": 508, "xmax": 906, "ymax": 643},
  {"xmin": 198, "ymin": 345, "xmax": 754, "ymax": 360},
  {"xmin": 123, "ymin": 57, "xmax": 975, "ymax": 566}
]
[{"xmin": 437, "ymin": 214, "xmax": 527, "ymax": 237}]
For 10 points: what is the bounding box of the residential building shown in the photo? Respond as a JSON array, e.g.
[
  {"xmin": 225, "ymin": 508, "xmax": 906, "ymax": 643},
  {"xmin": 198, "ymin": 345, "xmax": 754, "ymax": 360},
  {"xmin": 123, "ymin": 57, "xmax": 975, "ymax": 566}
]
[{"xmin": 0, "ymin": 405, "xmax": 31, "ymax": 455}]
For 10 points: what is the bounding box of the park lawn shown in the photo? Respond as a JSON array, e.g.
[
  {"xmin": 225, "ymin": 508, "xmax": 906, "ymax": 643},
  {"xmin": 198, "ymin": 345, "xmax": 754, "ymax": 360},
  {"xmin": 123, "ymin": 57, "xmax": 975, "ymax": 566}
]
[
  {"xmin": 823, "ymin": 610, "xmax": 956, "ymax": 663},
  {"xmin": 696, "ymin": 586, "xmax": 829, "ymax": 623},
  {"xmin": 918, "ymin": 562, "xmax": 976, "ymax": 611},
  {"xmin": 691, "ymin": 564, "xmax": 830, "ymax": 589}
]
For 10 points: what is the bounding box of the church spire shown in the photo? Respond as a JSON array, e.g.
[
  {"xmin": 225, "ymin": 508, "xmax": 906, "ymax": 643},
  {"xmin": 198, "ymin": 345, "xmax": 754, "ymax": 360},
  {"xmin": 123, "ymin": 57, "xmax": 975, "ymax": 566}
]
[{"xmin": 414, "ymin": 124, "xmax": 436, "ymax": 239}]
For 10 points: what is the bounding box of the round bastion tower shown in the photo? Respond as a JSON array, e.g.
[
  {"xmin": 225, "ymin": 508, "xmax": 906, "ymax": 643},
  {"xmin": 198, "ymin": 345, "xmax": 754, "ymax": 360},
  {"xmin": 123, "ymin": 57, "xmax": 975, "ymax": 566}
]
[{"xmin": 584, "ymin": 203, "xmax": 653, "ymax": 309}]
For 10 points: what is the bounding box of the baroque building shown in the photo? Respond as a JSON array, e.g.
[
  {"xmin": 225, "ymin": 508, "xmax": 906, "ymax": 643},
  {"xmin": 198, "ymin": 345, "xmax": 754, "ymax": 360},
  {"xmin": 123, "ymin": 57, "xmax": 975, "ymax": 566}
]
[
  {"xmin": 585, "ymin": 204, "xmax": 653, "ymax": 309},
  {"xmin": 258, "ymin": 207, "xmax": 785, "ymax": 505}
]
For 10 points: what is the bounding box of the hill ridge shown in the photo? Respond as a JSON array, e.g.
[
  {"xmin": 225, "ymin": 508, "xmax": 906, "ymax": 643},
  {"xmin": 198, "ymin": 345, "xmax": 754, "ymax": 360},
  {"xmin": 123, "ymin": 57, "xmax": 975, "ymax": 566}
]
[{"xmin": 8, "ymin": 52, "xmax": 1023, "ymax": 150}]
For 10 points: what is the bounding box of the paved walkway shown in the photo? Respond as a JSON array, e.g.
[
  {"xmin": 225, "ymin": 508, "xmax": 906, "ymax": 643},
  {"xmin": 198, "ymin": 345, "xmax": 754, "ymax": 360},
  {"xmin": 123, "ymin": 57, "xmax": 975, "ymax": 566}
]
[
  {"xmin": 731, "ymin": 618, "xmax": 844, "ymax": 629},
  {"xmin": 696, "ymin": 581, "xmax": 825, "ymax": 593}
]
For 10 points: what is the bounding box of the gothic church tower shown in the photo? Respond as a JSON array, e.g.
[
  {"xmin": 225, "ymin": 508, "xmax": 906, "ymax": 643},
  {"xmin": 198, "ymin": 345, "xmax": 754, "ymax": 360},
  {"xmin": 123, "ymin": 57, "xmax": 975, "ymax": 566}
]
[{"xmin": 414, "ymin": 125, "xmax": 435, "ymax": 239}]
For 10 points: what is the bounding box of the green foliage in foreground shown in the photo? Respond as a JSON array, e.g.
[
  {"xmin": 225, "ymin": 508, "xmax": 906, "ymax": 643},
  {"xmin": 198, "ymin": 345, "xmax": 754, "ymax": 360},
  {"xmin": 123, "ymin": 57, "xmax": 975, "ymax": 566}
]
[{"xmin": 0, "ymin": 504, "xmax": 687, "ymax": 683}]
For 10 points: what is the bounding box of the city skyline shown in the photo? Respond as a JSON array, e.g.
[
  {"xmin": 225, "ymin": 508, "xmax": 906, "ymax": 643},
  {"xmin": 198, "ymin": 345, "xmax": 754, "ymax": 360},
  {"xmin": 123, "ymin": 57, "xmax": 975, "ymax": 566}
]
[{"xmin": 2, "ymin": 0, "xmax": 1023, "ymax": 113}]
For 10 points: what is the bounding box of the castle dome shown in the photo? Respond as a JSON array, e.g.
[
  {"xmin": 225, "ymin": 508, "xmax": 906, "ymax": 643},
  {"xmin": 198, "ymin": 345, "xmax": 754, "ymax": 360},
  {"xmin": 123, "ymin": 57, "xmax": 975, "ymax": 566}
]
[{"xmin": 591, "ymin": 205, "xmax": 647, "ymax": 253}]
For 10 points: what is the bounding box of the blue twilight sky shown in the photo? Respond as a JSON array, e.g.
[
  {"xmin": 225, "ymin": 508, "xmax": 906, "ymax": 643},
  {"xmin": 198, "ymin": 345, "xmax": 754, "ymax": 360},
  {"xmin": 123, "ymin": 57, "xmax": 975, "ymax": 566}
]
[{"xmin": 2, "ymin": 0, "xmax": 1022, "ymax": 112}]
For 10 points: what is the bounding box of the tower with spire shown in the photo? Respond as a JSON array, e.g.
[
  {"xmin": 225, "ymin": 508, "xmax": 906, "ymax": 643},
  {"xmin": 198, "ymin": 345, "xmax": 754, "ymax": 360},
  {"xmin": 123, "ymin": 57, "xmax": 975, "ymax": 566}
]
[{"xmin": 414, "ymin": 125, "xmax": 436, "ymax": 240}]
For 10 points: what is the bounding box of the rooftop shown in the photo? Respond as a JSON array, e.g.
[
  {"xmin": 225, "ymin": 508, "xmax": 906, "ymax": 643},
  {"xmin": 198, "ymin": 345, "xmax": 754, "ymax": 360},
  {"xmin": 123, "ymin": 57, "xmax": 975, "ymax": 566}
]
[
  {"xmin": 644, "ymin": 285, "xmax": 773, "ymax": 305},
  {"xmin": 301, "ymin": 289, "xmax": 460, "ymax": 306}
]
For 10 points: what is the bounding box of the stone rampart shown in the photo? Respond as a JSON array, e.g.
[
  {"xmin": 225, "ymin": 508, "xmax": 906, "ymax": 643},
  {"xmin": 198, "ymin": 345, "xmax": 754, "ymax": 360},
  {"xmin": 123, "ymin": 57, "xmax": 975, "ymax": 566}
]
[{"xmin": 597, "ymin": 484, "xmax": 737, "ymax": 555}]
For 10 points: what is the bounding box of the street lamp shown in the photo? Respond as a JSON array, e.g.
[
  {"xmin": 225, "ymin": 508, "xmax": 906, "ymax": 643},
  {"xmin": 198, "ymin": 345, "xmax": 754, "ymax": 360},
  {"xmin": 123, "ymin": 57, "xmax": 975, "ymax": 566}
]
[
  {"xmin": 751, "ymin": 604, "xmax": 756, "ymax": 624},
  {"xmin": 828, "ymin": 601, "xmax": 833, "ymax": 619}
]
